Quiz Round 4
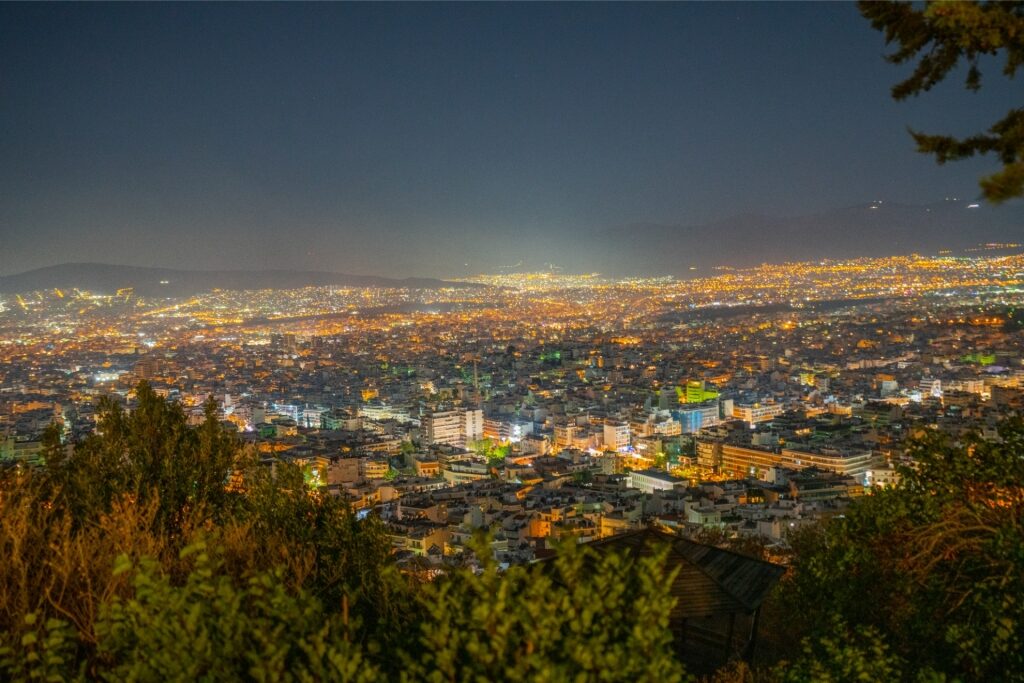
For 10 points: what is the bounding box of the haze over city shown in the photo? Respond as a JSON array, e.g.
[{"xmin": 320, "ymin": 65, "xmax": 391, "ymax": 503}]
[{"xmin": 1, "ymin": 2, "xmax": 1019, "ymax": 278}]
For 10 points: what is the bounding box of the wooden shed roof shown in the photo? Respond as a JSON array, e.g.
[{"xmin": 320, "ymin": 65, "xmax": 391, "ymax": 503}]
[{"xmin": 585, "ymin": 528, "xmax": 786, "ymax": 618}]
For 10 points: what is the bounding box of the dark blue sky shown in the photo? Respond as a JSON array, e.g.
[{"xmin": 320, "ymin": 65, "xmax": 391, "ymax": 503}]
[{"xmin": 0, "ymin": 2, "xmax": 1017, "ymax": 277}]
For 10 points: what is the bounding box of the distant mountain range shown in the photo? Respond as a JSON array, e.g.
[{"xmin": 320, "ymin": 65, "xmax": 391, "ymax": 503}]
[
  {"xmin": 2, "ymin": 200, "xmax": 1021, "ymax": 290},
  {"xmin": 579, "ymin": 199, "xmax": 1024, "ymax": 275},
  {"xmin": 0, "ymin": 264, "xmax": 477, "ymax": 297}
]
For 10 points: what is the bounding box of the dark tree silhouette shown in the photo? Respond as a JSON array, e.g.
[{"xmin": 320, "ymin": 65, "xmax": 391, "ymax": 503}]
[{"xmin": 860, "ymin": 1, "xmax": 1024, "ymax": 202}]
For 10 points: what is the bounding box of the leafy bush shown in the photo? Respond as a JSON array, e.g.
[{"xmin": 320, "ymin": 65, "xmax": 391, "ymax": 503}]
[
  {"xmin": 776, "ymin": 420, "xmax": 1024, "ymax": 681},
  {"xmin": 406, "ymin": 535, "xmax": 689, "ymax": 683},
  {"xmin": 96, "ymin": 540, "xmax": 378, "ymax": 683}
]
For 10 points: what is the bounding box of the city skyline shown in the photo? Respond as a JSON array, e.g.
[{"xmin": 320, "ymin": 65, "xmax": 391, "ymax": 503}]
[
  {"xmin": 2, "ymin": 3, "xmax": 1022, "ymax": 680},
  {"xmin": 2, "ymin": 2, "xmax": 1020, "ymax": 278}
]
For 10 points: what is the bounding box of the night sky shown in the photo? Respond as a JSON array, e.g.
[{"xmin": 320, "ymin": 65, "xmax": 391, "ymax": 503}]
[{"xmin": 0, "ymin": 2, "xmax": 1018, "ymax": 278}]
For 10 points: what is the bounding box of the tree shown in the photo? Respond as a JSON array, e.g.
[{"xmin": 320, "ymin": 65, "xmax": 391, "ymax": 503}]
[
  {"xmin": 776, "ymin": 419, "xmax": 1024, "ymax": 681},
  {"xmin": 1, "ymin": 385, "xmax": 700, "ymax": 680},
  {"xmin": 42, "ymin": 382, "xmax": 237, "ymax": 533},
  {"xmin": 773, "ymin": 620, "xmax": 916, "ymax": 683},
  {"xmin": 1, "ymin": 386, "xmax": 415, "ymax": 679},
  {"xmin": 468, "ymin": 437, "xmax": 511, "ymax": 463},
  {"xmin": 96, "ymin": 540, "xmax": 378, "ymax": 683},
  {"xmin": 405, "ymin": 534, "xmax": 689, "ymax": 683},
  {"xmin": 860, "ymin": 1, "xmax": 1024, "ymax": 201}
]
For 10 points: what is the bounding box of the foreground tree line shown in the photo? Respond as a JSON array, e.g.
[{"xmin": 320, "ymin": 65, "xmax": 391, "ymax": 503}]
[{"xmin": 0, "ymin": 383, "xmax": 1021, "ymax": 682}]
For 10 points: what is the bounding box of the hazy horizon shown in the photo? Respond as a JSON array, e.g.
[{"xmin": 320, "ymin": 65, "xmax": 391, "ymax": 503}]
[
  {"xmin": 2, "ymin": 3, "xmax": 1019, "ymax": 279},
  {"xmin": 1, "ymin": 196, "xmax": 1022, "ymax": 281}
]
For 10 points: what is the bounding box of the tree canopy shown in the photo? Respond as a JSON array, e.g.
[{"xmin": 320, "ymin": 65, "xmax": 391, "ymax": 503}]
[
  {"xmin": 0, "ymin": 383, "xmax": 688, "ymax": 682},
  {"xmin": 860, "ymin": 1, "xmax": 1024, "ymax": 201},
  {"xmin": 774, "ymin": 418, "xmax": 1024, "ymax": 682}
]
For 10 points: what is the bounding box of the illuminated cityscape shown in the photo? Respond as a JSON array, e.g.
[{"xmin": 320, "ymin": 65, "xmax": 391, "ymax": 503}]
[
  {"xmin": 2, "ymin": 1, "xmax": 1023, "ymax": 681},
  {"xmin": 4, "ymin": 249, "xmax": 1024, "ymax": 550}
]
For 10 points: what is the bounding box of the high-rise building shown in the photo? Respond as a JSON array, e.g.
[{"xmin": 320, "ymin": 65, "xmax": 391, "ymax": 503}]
[
  {"xmin": 680, "ymin": 380, "xmax": 719, "ymax": 404},
  {"xmin": 464, "ymin": 408, "xmax": 483, "ymax": 443},
  {"xmin": 554, "ymin": 423, "xmax": 579, "ymax": 449},
  {"xmin": 133, "ymin": 356, "xmax": 160, "ymax": 380},
  {"xmin": 422, "ymin": 408, "xmax": 483, "ymax": 447},
  {"xmin": 733, "ymin": 402, "xmax": 783, "ymax": 425},
  {"xmin": 603, "ymin": 421, "xmax": 630, "ymax": 452},
  {"xmin": 674, "ymin": 400, "xmax": 721, "ymax": 433},
  {"xmin": 696, "ymin": 436, "xmax": 875, "ymax": 484},
  {"xmin": 422, "ymin": 410, "xmax": 464, "ymax": 446},
  {"xmin": 919, "ymin": 377, "xmax": 942, "ymax": 398}
]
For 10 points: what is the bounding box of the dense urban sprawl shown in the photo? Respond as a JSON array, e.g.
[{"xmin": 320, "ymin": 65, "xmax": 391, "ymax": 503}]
[{"xmin": 3, "ymin": 250, "xmax": 1024, "ymax": 565}]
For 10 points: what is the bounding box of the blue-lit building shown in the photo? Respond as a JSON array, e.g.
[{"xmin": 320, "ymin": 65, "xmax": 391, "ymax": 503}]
[{"xmin": 673, "ymin": 400, "xmax": 721, "ymax": 434}]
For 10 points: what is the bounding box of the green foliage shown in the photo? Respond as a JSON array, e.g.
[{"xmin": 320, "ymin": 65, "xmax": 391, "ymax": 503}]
[
  {"xmin": 43, "ymin": 382, "xmax": 236, "ymax": 533},
  {"xmin": 0, "ymin": 611, "xmax": 85, "ymax": 682},
  {"xmin": 1, "ymin": 383, "xmax": 693, "ymax": 680},
  {"xmin": 572, "ymin": 468, "xmax": 595, "ymax": 485},
  {"xmin": 777, "ymin": 419, "xmax": 1024, "ymax": 681},
  {"xmin": 39, "ymin": 423, "xmax": 66, "ymax": 468},
  {"xmin": 406, "ymin": 534, "xmax": 689, "ymax": 683},
  {"xmin": 468, "ymin": 437, "xmax": 511, "ymax": 463},
  {"xmin": 860, "ymin": 1, "xmax": 1024, "ymax": 201},
  {"xmin": 774, "ymin": 619, "xmax": 925, "ymax": 683},
  {"xmin": 95, "ymin": 540, "xmax": 378, "ymax": 683},
  {"xmin": 228, "ymin": 455, "xmax": 417, "ymax": 658}
]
